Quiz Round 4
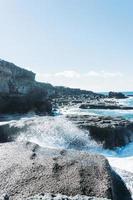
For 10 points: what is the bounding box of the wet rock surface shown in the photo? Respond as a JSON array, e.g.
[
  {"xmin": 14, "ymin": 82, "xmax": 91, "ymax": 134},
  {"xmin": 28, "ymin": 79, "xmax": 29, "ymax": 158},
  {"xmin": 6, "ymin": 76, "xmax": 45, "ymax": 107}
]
[
  {"xmin": 52, "ymin": 94, "xmax": 105, "ymax": 108},
  {"xmin": 0, "ymin": 122, "xmax": 21, "ymax": 142},
  {"xmin": 79, "ymin": 103, "xmax": 133, "ymax": 110},
  {"xmin": 79, "ymin": 104, "xmax": 133, "ymax": 110},
  {"xmin": 79, "ymin": 100, "xmax": 133, "ymax": 110},
  {"xmin": 53, "ymin": 95, "xmax": 132, "ymax": 111},
  {"xmin": 113, "ymin": 168, "xmax": 133, "ymax": 198},
  {"xmin": 0, "ymin": 141, "xmax": 131, "ymax": 200},
  {"xmin": 66, "ymin": 115, "xmax": 133, "ymax": 149}
]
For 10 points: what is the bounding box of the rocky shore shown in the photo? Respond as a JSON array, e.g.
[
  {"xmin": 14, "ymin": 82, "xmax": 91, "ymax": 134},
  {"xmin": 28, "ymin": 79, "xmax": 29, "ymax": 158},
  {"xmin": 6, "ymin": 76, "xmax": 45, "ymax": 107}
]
[
  {"xmin": 0, "ymin": 59, "xmax": 105, "ymax": 115},
  {"xmin": 108, "ymin": 92, "xmax": 128, "ymax": 99},
  {"xmin": 0, "ymin": 59, "xmax": 132, "ymax": 200},
  {"xmin": 66, "ymin": 115, "xmax": 133, "ymax": 149},
  {"xmin": 53, "ymin": 93, "xmax": 132, "ymax": 111},
  {"xmin": 79, "ymin": 103, "xmax": 133, "ymax": 110}
]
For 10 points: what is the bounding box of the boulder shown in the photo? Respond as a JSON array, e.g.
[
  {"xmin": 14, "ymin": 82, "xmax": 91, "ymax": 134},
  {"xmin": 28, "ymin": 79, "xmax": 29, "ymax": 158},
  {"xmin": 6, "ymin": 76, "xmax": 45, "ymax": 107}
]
[{"xmin": 0, "ymin": 142, "xmax": 131, "ymax": 200}]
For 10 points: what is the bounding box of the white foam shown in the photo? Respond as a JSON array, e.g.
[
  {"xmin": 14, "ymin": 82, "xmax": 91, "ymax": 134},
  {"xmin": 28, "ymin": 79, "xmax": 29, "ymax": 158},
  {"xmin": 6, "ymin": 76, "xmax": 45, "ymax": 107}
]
[
  {"xmin": 17, "ymin": 116, "xmax": 99, "ymax": 151},
  {"xmin": 108, "ymin": 156, "xmax": 133, "ymax": 173},
  {"xmin": 4, "ymin": 115, "xmax": 133, "ymax": 196}
]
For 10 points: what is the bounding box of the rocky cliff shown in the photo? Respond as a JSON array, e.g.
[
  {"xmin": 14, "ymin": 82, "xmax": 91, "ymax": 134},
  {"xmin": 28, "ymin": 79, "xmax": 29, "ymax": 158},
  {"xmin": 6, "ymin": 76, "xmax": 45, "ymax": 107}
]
[
  {"xmin": 55, "ymin": 86, "xmax": 104, "ymax": 98},
  {"xmin": 0, "ymin": 59, "xmax": 103, "ymax": 98},
  {"xmin": 0, "ymin": 60, "xmax": 35, "ymax": 94},
  {"xmin": 0, "ymin": 60, "xmax": 104, "ymax": 113},
  {"xmin": 0, "ymin": 59, "xmax": 105, "ymax": 115},
  {"xmin": 0, "ymin": 60, "xmax": 54, "ymax": 114}
]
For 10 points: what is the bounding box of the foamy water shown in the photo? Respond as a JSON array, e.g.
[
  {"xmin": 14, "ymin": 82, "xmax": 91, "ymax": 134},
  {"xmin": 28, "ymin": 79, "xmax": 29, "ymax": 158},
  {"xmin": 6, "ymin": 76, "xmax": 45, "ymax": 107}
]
[
  {"xmin": 5, "ymin": 114, "xmax": 132, "ymax": 197},
  {"xmin": 58, "ymin": 97, "xmax": 133, "ymax": 197},
  {"xmin": 1, "ymin": 97, "xmax": 133, "ymax": 197},
  {"xmin": 59, "ymin": 105, "xmax": 133, "ymax": 121},
  {"xmin": 17, "ymin": 116, "xmax": 100, "ymax": 151}
]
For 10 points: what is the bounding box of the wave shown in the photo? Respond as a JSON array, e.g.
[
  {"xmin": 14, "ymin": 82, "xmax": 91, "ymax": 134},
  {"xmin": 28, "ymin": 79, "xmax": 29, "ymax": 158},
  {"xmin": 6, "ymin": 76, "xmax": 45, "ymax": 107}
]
[
  {"xmin": 8, "ymin": 115, "xmax": 132, "ymax": 158},
  {"xmin": 119, "ymin": 97, "xmax": 133, "ymax": 107},
  {"xmin": 1, "ymin": 114, "xmax": 133, "ymax": 197},
  {"xmin": 60, "ymin": 106, "xmax": 133, "ymax": 121},
  {"xmin": 17, "ymin": 116, "xmax": 99, "ymax": 151}
]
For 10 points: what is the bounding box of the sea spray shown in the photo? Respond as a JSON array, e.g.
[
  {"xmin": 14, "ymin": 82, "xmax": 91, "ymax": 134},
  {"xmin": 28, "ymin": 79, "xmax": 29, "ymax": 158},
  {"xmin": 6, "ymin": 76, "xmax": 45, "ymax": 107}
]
[
  {"xmin": 17, "ymin": 116, "xmax": 99, "ymax": 150},
  {"xmin": 4, "ymin": 115, "xmax": 133, "ymax": 196},
  {"xmin": 10, "ymin": 115, "xmax": 133, "ymax": 157}
]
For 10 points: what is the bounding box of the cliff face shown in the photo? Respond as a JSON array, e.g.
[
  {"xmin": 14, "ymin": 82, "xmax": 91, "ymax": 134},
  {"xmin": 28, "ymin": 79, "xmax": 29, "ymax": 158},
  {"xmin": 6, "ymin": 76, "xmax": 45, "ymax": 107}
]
[
  {"xmin": 0, "ymin": 59, "xmax": 104, "ymax": 98},
  {"xmin": 0, "ymin": 60, "xmax": 53, "ymax": 114},
  {"xmin": 0, "ymin": 60, "xmax": 35, "ymax": 94},
  {"xmin": 0, "ymin": 59, "xmax": 104, "ymax": 115}
]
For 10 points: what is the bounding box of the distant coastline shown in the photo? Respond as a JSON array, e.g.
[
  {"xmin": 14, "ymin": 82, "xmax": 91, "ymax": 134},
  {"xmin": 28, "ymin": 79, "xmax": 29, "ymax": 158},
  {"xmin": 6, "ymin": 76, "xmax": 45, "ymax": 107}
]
[{"xmin": 101, "ymin": 91, "xmax": 133, "ymax": 96}]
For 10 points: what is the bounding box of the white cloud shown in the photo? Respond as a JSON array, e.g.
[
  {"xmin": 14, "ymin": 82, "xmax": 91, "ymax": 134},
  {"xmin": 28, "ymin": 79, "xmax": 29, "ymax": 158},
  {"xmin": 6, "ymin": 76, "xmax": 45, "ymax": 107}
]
[
  {"xmin": 85, "ymin": 70, "xmax": 123, "ymax": 78},
  {"xmin": 85, "ymin": 71, "xmax": 99, "ymax": 77},
  {"xmin": 55, "ymin": 70, "xmax": 80, "ymax": 78},
  {"xmin": 36, "ymin": 70, "xmax": 125, "ymax": 92},
  {"xmin": 37, "ymin": 70, "xmax": 123, "ymax": 80},
  {"xmin": 37, "ymin": 70, "xmax": 81, "ymax": 79}
]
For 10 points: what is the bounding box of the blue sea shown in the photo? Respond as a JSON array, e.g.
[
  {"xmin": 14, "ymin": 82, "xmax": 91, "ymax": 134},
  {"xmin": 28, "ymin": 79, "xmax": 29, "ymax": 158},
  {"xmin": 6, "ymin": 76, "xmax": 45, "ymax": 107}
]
[
  {"xmin": 0, "ymin": 92, "xmax": 133, "ymax": 196},
  {"xmin": 60, "ymin": 94, "xmax": 133, "ymax": 120},
  {"xmin": 58, "ymin": 93, "xmax": 133, "ymax": 196},
  {"xmin": 101, "ymin": 91, "xmax": 133, "ymax": 96},
  {"xmin": 123, "ymin": 91, "xmax": 133, "ymax": 96}
]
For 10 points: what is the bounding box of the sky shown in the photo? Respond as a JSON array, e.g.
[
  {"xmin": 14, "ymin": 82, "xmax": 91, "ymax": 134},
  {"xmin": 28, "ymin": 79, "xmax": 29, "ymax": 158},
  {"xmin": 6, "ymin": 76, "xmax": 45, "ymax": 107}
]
[{"xmin": 0, "ymin": 0, "xmax": 133, "ymax": 92}]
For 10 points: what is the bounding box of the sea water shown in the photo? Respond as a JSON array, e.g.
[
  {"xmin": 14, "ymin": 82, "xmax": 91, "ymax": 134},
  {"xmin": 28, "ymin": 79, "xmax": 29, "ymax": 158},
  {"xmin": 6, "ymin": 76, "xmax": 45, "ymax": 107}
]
[
  {"xmin": 1, "ymin": 95, "xmax": 133, "ymax": 197},
  {"xmin": 14, "ymin": 114, "xmax": 133, "ymax": 196}
]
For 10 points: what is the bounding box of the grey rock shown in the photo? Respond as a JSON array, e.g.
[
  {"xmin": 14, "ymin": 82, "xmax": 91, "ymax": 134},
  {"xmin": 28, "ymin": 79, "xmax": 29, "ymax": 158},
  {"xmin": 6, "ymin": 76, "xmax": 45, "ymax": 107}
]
[
  {"xmin": 0, "ymin": 60, "xmax": 54, "ymax": 114},
  {"xmin": 66, "ymin": 115, "xmax": 133, "ymax": 149},
  {"xmin": 55, "ymin": 86, "xmax": 104, "ymax": 99},
  {"xmin": 0, "ymin": 59, "xmax": 105, "ymax": 115},
  {"xmin": 113, "ymin": 168, "xmax": 133, "ymax": 198},
  {"xmin": 79, "ymin": 103, "xmax": 133, "ymax": 110},
  {"xmin": 0, "ymin": 60, "xmax": 35, "ymax": 94},
  {"xmin": 26, "ymin": 193, "xmax": 110, "ymax": 200},
  {"xmin": 0, "ymin": 142, "xmax": 131, "ymax": 200},
  {"xmin": 108, "ymin": 92, "xmax": 127, "ymax": 99}
]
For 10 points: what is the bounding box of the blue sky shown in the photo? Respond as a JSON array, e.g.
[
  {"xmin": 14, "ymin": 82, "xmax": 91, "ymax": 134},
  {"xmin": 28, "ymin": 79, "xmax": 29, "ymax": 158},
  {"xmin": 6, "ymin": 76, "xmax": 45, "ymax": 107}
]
[{"xmin": 0, "ymin": 0, "xmax": 133, "ymax": 91}]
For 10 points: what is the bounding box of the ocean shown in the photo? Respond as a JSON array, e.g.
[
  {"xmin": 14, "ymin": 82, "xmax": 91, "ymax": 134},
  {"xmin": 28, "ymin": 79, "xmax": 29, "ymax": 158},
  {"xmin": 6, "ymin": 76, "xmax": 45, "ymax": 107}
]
[
  {"xmin": 0, "ymin": 94, "xmax": 133, "ymax": 197},
  {"xmin": 59, "ymin": 95, "xmax": 133, "ymax": 196}
]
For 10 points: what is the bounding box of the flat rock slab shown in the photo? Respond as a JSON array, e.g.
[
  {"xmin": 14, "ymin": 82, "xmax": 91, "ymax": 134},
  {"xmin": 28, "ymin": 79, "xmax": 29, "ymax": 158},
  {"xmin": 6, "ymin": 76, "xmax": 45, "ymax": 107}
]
[
  {"xmin": 79, "ymin": 103, "xmax": 133, "ymax": 110},
  {"xmin": 67, "ymin": 115, "xmax": 133, "ymax": 149}
]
